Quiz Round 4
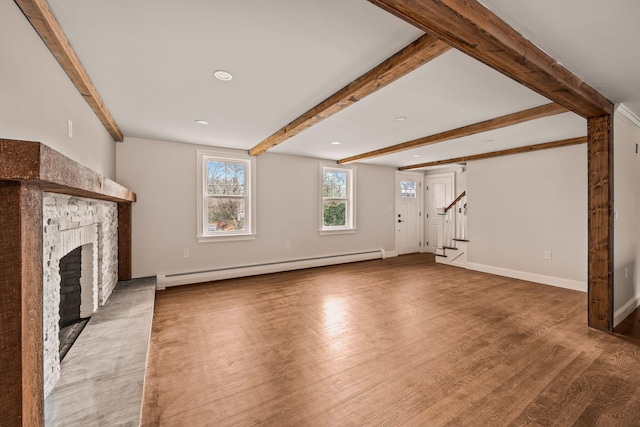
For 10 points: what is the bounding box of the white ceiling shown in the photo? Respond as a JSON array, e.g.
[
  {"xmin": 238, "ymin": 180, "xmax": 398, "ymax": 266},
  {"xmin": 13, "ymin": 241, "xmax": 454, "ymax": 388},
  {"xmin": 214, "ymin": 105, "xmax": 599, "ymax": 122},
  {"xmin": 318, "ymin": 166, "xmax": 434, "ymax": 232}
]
[
  {"xmin": 46, "ymin": 0, "xmax": 639, "ymax": 168},
  {"xmin": 479, "ymin": 0, "xmax": 640, "ymax": 116}
]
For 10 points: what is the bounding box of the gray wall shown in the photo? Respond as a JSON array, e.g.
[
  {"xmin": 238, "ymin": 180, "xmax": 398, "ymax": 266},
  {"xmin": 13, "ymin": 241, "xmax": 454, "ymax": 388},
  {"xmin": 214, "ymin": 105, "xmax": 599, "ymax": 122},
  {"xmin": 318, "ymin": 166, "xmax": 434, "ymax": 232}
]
[
  {"xmin": 464, "ymin": 110, "xmax": 640, "ymax": 325},
  {"xmin": 116, "ymin": 137, "xmax": 396, "ymax": 278},
  {"xmin": 1, "ymin": 1, "xmax": 116, "ymax": 178},
  {"xmin": 466, "ymin": 144, "xmax": 588, "ymax": 285}
]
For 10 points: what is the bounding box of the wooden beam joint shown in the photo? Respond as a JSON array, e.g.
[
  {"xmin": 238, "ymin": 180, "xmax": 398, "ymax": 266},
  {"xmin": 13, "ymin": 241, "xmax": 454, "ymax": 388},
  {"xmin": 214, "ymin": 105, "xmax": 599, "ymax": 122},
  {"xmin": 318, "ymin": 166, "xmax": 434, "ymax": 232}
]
[{"xmin": 366, "ymin": 0, "xmax": 613, "ymax": 118}]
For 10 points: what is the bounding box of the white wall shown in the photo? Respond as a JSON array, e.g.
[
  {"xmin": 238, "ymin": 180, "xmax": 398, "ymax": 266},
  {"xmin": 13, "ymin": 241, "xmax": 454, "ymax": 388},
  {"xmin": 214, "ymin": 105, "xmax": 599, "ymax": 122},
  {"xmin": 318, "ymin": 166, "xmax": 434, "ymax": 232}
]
[
  {"xmin": 424, "ymin": 165, "xmax": 467, "ymax": 196},
  {"xmin": 116, "ymin": 137, "xmax": 396, "ymax": 278},
  {"xmin": 0, "ymin": 1, "xmax": 116, "ymax": 178},
  {"xmin": 613, "ymin": 107, "xmax": 640, "ymax": 325},
  {"xmin": 466, "ymin": 144, "xmax": 588, "ymax": 288}
]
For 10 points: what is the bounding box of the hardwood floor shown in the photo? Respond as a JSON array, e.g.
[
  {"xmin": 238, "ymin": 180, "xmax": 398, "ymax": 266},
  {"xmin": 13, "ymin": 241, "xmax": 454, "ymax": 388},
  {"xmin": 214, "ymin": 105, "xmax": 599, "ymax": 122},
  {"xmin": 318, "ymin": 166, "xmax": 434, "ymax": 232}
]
[{"xmin": 142, "ymin": 254, "xmax": 640, "ymax": 426}]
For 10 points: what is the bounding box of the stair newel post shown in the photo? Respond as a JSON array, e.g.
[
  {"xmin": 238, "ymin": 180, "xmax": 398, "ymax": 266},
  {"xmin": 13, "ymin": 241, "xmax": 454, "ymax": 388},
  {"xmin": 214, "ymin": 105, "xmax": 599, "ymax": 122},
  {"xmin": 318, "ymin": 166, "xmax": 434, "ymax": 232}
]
[
  {"xmin": 462, "ymin": 201, "xmax": 467, "ymax": 241},
  {"xmin": 455, "ymin": 203, "xmax": 462, "ymax": 240},
  {"xmin": 445, "ymin": 209, "xmax": 450, "ymax": 248},
  {"xmin": 437, "ymin": 206, "xmax": 445, "ymax": 256}
]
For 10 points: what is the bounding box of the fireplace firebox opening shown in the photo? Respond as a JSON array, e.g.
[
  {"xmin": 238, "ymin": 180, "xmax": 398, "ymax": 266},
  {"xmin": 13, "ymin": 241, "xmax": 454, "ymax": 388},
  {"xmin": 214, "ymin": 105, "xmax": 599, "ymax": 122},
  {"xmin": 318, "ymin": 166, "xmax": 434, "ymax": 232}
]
[{"xmin": 58, "ymin": 243, "xmax": 94, "ymax": 361}]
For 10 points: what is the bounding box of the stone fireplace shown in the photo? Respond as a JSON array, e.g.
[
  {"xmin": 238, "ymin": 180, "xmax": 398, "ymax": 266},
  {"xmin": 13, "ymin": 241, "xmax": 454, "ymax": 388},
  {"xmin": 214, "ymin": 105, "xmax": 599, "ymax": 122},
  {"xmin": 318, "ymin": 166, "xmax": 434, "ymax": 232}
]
[
  {"xmin": 42, "ymin": 193, "xmax": 118, "ymax": 395},
  {"xmin": 0, "ymin": 139, "xmax": 135, "ymax": 425}
]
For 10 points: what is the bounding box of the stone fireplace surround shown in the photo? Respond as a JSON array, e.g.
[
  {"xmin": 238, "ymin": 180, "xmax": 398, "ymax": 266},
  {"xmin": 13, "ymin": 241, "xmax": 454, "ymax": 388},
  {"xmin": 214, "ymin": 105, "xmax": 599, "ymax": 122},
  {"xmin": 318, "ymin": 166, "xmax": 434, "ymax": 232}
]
[
  {"xmin": 0, "ymin": 139, "xmax": 135, "ymax": 426},
  {"xmin": 43, "ymin": 193, "xmax": 118, "ymax": 395}
]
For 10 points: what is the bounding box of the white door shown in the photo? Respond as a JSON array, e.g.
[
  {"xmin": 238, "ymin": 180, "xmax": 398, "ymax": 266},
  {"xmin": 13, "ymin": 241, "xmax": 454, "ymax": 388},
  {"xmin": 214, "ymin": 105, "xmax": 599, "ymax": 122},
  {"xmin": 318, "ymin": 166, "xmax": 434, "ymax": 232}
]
[
  {"xmin": 424, "ymin": 173, "xmax": 454, "ymax": 253},
  {"xmin": 396, "ymin": 172, "xmax": 423, "ymax": 255}
]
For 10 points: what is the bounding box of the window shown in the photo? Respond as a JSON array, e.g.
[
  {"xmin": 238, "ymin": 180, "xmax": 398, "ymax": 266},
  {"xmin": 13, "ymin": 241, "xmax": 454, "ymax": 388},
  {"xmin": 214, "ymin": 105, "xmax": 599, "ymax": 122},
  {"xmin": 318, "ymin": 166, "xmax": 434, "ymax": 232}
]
[
  {"xmin": 401, "ymin": 180, "xmax": 417, "ymax": 198},
  {"xmin": 320, "ymin": 165, "xmax": 355, "ymax": 233},
  {"xmin": 197, "ymin": 150, "xmax": 256, "ymax": 241}
]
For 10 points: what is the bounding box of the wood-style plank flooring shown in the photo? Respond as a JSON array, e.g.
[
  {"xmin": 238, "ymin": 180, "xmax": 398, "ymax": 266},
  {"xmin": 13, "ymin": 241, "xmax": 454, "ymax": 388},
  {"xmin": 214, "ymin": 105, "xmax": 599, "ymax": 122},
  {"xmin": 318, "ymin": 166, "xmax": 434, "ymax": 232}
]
[{"xmin": 142, "ymin": 254, "xmax": 640, "ymax": 426}]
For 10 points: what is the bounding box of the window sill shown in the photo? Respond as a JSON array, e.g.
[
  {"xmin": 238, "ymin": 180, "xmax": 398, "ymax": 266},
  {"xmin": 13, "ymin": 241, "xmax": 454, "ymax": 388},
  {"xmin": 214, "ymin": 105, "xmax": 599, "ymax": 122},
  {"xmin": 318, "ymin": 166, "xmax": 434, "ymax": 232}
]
[
  {"xmin": 318, "ymin": 229, "xmax": 356, "ymax": 236},
  {"xmin": 198, "ymin": 233, "xmax": 257, "ymax": 243}
]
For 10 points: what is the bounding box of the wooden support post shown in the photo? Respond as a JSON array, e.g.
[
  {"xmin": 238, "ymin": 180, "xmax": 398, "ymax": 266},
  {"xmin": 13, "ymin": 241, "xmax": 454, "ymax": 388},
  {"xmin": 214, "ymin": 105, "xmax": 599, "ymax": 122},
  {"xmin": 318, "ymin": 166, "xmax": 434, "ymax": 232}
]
[
  {"xmin": 0, "ymin": 181, "xmax": 44, "ymax": 426},
  {"xmin": 587, "ymin": 115, "xmax": 614, "ymax": 331},
  {"xmin": 118, "ymin": 202, "xmax": 132, "ymax": 281}
]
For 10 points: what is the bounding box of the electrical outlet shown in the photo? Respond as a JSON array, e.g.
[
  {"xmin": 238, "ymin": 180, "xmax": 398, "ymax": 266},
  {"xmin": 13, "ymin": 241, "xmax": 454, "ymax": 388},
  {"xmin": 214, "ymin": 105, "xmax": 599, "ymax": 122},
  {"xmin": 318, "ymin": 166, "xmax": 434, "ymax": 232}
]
[
  {"xmin": 544, "ymin": 251, "xmax": 552, "ymax": 260},
  {"xmin": 67, "ymin": 119, "xmax": 73, "ymax": 138},
  {"xmin": 183, "ymin": 249, "xmax": 190, "ymax": 258},
  {"xmin": 285, "ymin": 242, "xmax": 291, "ymax": 249}
]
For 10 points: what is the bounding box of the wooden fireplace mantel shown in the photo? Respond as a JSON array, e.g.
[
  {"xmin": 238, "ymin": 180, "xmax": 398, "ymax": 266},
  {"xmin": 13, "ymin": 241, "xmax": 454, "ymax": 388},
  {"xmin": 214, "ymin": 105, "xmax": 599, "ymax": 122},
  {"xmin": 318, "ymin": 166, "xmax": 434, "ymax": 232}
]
[
  {"xmin": 0, "ymin": 139, "xmax": 136, "ymax": 203},
  {"xmin": 0, "ymin": 139, "xmax": 136, "ymax": 426}
]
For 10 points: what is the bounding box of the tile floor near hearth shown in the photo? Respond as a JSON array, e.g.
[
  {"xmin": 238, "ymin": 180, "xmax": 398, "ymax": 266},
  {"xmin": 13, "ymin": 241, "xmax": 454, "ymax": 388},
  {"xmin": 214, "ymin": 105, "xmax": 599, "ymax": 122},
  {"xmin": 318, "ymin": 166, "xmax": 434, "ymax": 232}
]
[{"xmin": 45, "ymin": 277, "xmax": 156, "ymax": 426}]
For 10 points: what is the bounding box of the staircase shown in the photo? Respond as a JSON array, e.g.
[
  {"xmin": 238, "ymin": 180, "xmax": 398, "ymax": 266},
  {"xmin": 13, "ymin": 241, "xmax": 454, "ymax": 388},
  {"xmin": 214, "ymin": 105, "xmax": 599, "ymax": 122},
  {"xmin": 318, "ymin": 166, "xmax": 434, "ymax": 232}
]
[{"xmin": 435, "ymin": 191, "xmax": 468, "ymax": 267}]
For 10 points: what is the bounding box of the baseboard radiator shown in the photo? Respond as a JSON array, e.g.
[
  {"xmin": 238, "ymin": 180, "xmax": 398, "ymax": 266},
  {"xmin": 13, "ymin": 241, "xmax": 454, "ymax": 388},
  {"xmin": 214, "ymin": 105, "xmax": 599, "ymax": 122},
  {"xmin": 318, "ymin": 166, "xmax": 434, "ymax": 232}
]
[{"xmin": 156, "ymin": 249, "xmax": 386, "ymax": 289}]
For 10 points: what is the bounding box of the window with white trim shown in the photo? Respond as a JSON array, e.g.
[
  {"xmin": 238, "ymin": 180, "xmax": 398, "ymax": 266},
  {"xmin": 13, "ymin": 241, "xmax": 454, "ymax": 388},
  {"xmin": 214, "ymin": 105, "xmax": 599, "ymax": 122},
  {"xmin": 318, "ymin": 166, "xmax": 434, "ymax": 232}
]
[
  {"xmin": 400, "ymin": 180, "xmax": 417, "ymax": 198},
  {"xmin": 320, "ymin": 165, "xmax": 355, "ymax": 232},
  {"xmin": 197, "ymin": 150, "xmax": 256, "ymax": 241}
]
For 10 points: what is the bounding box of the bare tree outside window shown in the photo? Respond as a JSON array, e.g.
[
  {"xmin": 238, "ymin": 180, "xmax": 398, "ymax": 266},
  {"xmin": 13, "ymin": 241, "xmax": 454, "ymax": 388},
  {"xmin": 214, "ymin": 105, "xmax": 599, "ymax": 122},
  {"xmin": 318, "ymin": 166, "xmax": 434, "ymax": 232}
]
[{"xmin": 206, "ymin": 160, "xmax": 246, "ymax": 232}]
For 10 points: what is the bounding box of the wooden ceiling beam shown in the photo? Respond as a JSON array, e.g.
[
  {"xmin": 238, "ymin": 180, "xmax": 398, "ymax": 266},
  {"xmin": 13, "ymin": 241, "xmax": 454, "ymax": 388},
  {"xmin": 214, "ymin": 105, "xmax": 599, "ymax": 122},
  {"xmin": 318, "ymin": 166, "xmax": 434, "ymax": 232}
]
[
  {"xmin": 367, "ymin": 0, "xmax": 613, "ymax": 118},
  {"xmin": 398, "ymin": 135, "xmax": 587, "ymax": 170},
  {"xmin": 14, "ymin": 0, "xmax": 124, "ymax": 142},
  {"xmin": 339, "ymin": 102, "xmax": 567, "ymax": 164},
  {"xmin": 249, "ymin": 34, "xmax": 451, "ymax": 156}
]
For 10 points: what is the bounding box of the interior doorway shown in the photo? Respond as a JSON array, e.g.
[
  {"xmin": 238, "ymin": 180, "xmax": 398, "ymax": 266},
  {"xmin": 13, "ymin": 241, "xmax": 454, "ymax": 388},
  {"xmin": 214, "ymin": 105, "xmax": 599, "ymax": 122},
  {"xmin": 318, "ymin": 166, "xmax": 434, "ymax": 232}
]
[{"xmin": 424, "ymin": 172, "xmax": 454, "ymax": 254}]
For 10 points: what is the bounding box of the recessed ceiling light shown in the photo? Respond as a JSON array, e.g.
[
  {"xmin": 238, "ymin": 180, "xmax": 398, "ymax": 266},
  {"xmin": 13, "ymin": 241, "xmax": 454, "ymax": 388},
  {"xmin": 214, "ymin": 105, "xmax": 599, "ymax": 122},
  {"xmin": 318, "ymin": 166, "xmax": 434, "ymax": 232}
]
[
  {"xmin": 331, "ymin": 141, "xmax": 341, "ymax": 145},
  {"xmin": 482, "ymin": 139, "xmax": 494, "ymax": 143},
  {"xmin": 195, "ymin": 120, "xmax": 209, "ymax": 125},
  {"xmin": 213, "ymin": 70, "xmax": 233, "ymax": 81},
  {"xmin": 394, "ymin": 116, "xmax": 407, "ymax": 122},
  {"xmin": 413, "ymin": 154, "xmax": 421, "ymax": 158}
]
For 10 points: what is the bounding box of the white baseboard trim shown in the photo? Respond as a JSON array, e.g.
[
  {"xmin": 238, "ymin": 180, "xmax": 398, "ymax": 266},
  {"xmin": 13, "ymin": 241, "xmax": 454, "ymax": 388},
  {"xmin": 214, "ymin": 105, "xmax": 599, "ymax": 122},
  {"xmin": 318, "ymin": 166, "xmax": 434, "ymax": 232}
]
[
  {"xmin": 383, "ymin": 250, "xmax": 398, "ymax": 258},
  {"xmin": 465, "ymin": 262, "xmax": 587, "ymax": 292},
  {"xmin": 157, "ymin": 249, "xmax": 385, "ymax": 289},
  {"xmin": 614, "ymin": 294, "xmax": 640, "ymax": 327}
]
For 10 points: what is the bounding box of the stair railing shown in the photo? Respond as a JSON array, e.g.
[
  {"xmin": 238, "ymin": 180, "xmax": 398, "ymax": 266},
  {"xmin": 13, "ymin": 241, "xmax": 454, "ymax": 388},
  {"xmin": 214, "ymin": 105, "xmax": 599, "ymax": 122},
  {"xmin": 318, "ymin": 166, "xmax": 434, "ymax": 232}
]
[{"xmin": 437, "ymin": 191, "xmax": 467, "ymax": 254}]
